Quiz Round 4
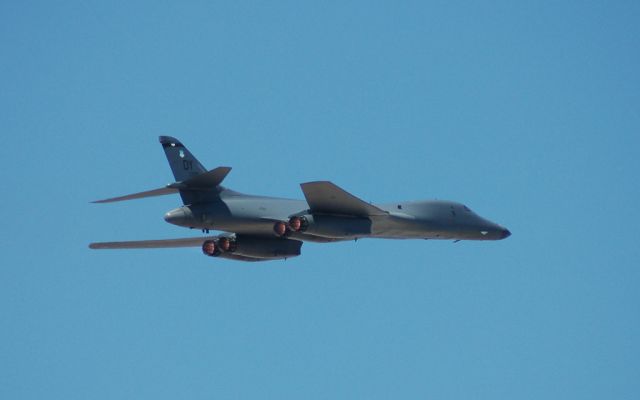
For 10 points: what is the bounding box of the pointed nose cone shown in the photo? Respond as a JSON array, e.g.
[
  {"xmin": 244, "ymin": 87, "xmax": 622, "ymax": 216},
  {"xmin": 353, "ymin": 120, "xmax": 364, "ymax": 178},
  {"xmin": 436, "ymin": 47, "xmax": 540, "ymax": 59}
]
[{"xmin": 500, "ymin": 228, "xmax": 511, "ymax": 239}]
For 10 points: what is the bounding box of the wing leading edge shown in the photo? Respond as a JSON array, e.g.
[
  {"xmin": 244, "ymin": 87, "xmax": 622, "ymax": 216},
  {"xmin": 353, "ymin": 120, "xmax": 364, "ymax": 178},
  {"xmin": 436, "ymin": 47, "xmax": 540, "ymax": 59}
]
[
  {"xmin": 91, "ymin": 166, "xmax": 231, "ymax": 204},
  {"xmin": 89, "ymin": 237, "xmax": 212, "ymax": 249},
  {"xmin": 91, "ymin": 187, "xmax": 179, "ymax": 204}
]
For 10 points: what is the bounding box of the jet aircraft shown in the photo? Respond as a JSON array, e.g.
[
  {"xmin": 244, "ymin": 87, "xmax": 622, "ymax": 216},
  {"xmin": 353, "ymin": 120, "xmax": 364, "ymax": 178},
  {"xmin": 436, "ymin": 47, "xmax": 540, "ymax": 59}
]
[{"xmin": 90, "ymin": 136, "xmax": 510, "ymax": 262}]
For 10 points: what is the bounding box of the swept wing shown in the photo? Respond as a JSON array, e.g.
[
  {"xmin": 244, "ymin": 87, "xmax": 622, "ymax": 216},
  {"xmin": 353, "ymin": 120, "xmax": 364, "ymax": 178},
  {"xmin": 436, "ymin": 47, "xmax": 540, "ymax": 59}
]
[
  {"xmin": 91, "ymin": 166, "xmax": 231, "ymax": 204},
  {"xmin": 89, "ymin": 237, "xmax": 212, "ymax": 249}
]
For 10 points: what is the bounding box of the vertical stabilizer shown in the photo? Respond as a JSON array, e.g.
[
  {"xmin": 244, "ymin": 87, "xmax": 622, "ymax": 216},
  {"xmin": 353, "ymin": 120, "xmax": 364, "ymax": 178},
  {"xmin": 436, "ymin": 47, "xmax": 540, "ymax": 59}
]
[
  {"xmin": 159, "ymin": 136, "xmax": 206, "ymax": 182},
  {"xmin": 159, "ymin": 136, "xmax": 212, "ymax": 205}
]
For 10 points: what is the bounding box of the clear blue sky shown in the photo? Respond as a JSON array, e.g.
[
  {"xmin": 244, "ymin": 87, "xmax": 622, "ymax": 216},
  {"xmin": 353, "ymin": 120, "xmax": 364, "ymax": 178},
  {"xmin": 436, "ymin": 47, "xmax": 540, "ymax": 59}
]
[{"xmin": 2, "ymin": 1, "xmax": 639, "ymax": 398}]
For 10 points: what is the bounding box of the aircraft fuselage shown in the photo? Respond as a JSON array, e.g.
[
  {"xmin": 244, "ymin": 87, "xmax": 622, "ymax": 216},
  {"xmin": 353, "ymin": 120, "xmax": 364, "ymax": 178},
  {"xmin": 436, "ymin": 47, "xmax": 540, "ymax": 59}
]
[{"xmin": 164, "ymin": 190, "xmax": 511, "ymax": 242}]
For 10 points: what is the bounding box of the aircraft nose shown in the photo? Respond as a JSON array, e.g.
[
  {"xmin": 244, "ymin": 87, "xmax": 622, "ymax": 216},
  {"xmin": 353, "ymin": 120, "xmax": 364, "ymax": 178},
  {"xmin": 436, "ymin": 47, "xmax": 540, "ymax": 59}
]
[{"xmin": 500, "ymin": 228, "xmax": 511, "ymax": 239}]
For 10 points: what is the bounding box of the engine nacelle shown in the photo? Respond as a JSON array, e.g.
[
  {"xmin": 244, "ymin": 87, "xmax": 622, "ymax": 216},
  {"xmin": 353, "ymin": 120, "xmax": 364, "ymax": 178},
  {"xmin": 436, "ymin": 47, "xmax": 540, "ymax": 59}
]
[
  {"xmin": 289, "ymin": 214, "xmax": 371, "ymax": 239},
  {"xmin": 273, "ymin": 221, "xmax": 290, "ymax": 237},
  {"xmin": 203, "ymin": 235, "xmax": 301, "ymax": 260},
  {"xmin": 288, "ymin": 216, "xmax": 309, "ymax": 232},
  {"xmin": 202, "ymin": 239, "xmax": 222, "ymax": 257},
  {"xmin": 217, "ymin": 236, "xmax": 237, "ymax": 252},
  {"xmin": 233, "ymin": 235, "xmax": 302, "ymax": 259}
]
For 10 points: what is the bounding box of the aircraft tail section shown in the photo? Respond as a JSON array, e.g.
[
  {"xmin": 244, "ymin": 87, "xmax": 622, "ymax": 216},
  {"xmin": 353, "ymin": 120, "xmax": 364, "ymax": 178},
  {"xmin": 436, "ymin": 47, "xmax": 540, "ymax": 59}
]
[
  {"xmin": 159, "ymin": 136, "xmax": 230, "ymax": 204},
  {"xmin": 92, "ymin": 137, "xmax": 232, "ymax": 205},
  {"xmin": 160, "ymin": 136, "xmax": 207, "ymax": 182}
]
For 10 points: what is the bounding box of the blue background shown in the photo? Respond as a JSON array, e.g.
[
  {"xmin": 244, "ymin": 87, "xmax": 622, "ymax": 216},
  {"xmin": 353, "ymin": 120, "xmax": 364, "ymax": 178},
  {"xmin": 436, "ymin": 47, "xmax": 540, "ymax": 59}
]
[{"xmin": 2, "ymin": 1, "xmax": 639, "ymax": 398}]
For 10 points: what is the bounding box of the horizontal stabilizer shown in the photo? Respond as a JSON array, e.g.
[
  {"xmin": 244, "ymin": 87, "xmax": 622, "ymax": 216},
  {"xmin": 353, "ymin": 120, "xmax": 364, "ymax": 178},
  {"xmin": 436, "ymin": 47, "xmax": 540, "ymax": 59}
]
[
  {"xmin": 180, "ymin": 166, "xmax": 231, "ymax": 189},
  {"xmin": 300, "ymin": 181, "xmax": 387, "ymax": 217},
  {"xmin": 91, "ymin": 187, "xmax": 179, "ymax": 204},
  {"xmin": 89, "ymin": 236, "xmax": 214, "ymax": 249}
]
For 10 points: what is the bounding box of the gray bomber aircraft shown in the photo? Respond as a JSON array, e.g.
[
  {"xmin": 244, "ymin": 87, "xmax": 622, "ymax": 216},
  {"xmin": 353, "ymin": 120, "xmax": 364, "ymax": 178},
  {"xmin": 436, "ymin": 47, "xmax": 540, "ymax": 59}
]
[{"xmin": 90, "ymin": 136, "xmax": 510, "ymax": 261}]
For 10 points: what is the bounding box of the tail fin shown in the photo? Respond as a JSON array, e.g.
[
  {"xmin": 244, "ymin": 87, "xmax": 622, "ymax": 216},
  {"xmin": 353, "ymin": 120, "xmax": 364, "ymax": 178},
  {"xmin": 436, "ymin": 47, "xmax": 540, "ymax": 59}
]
[{"xmin": 159, "ymin": 136, "xmax": 206, "ymax": 181}]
